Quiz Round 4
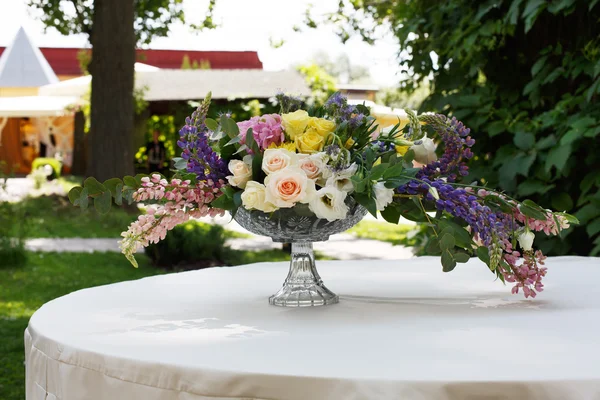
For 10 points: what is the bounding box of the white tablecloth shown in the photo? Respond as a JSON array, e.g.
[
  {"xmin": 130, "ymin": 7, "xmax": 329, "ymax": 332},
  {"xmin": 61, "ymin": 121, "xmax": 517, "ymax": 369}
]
[{"xmin": 25, "ymin": 256, "xmax": 600, "ymax": 400}]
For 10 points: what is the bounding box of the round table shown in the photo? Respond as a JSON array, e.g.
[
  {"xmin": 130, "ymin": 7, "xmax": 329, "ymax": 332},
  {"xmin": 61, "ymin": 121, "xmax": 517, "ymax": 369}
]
[{"xmin": 26, "ymin": 256, "xmax": 600, "ymax": 400}]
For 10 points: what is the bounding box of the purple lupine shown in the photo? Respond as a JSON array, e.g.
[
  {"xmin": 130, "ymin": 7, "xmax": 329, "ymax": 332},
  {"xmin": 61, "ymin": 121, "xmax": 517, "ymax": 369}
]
[
  {"xmin": 417, "ymin": 115, "xmax": 475, "ymax": 182},
  {"xmin": 177, "ymin": 96, "xmax": 228, "ymax": 186},
  {"xmin": 324, "ymin": 92, "xmax": 357, "ymax": 123}
]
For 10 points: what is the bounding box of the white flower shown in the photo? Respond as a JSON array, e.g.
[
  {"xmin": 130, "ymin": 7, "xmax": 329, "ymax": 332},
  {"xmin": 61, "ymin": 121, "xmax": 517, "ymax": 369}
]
[
  {"xmin": 298, "ymin": 152, "xmax": 326, "ymax": 180},
  {"xmin": 309, "ymin": 186, "xmax": 349, "ymax": 222},
  {"xmin": 262, "ymin": 148, "xmax": 298, "ymax": 175},
  {"xmin": 518, "ymin": 230, "xmax": 535, "ymax": 251},
  {"xmin": 373, "ymin": 181, "xmax": 394, "ymax": 211},
  {"xmin": 241, "ymin": 181, "xmax": 277, "ymax": 213},
  {"xmin": 410, "ymin": 137, "xmax": 437, "ymax": 164},
  {"xmin": 325, "ymin": 163, "xmax": 357, "ymax": 193},
  {"xmin": 264, "ymin": 166, "xmax": 316, "ymax": 208},
  {"xmin": 226, "ymin": 156, "xmax": 252, "ymax": 189}
]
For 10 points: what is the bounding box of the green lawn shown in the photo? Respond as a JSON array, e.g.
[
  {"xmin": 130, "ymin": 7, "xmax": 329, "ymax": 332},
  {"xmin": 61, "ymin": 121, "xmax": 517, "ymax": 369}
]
[{"xmin": 347, "ymin": 220, "xmax": 417, "ymax": 246}]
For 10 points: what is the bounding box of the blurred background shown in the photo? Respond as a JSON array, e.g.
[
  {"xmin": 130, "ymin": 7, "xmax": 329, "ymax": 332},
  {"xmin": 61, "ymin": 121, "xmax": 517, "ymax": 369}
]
[{"xmin": 0, "ymin": 1, "xmax": 599, "ymax": 397}]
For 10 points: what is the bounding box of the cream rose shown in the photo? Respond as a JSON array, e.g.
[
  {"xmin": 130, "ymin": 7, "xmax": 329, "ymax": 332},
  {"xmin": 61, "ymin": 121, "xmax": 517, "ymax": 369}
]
[
  {"xmin": 281, "ymin": 110, "xmax": 310, "ymax": 139},
  {"xmin": 309, "ymin": 186, "xmax": 349, "ymax": 222},
  {"xmin": 226, "ymin": 157, "xmax": 252, "ymax": 189},
  {"xmin": 306, "ymin": 117, "xmax": 336, "ymax": 137},
  {"xmin": 411, "ymin": 137, "xmax": 437, "ymax": 164},
  {"xmin": 373, "ymin": 181, "xmax": 394, "ymax": 211},
  {"xmin": 298, "ymin": 153, "xmax": 326, "ymax": 180},
  {"xmin": 241, "ymin": 181, "xmax": 277, "ymax": 213},
  {"xmin": 264, "ymin": 166, "xmax": 316, "ymax": 208},
  {"xmin": 295, "ymin": 130, "xmax": 325, "ymax": 154},
  {"xmin": 262, "ymin": 148, "xmax": 299, "ymax": 175}
]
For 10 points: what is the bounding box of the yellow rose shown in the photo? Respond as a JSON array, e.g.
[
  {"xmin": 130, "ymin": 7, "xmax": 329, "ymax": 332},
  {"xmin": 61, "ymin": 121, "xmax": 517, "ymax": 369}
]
[
  {"xmin": 295, "ymin": 130, "xmax": 325, "ymax": 154},
  {"xmin": 281, "ymin": 110, "xmax": 310, "ymax": 139},
  {"xmin": 307, "ymin": 117, "xmax": 336, "ymax": 137}
]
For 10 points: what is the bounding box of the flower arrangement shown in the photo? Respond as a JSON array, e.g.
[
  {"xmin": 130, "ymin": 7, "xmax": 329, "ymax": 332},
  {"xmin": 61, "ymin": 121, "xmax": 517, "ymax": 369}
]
[{"xmin": 69, "ymin": 92, "xmax": 578, "ymax": 298}]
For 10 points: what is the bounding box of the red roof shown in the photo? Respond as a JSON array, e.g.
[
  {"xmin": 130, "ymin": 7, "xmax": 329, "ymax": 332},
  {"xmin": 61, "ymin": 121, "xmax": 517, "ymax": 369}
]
[{"xmin": 0, "ymin": 47, "xmax": 262, "ymax": 76}]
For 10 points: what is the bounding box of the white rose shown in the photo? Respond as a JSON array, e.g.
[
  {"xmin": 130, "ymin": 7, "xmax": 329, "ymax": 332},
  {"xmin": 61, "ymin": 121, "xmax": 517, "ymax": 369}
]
[
  {"xmin": 226, "ymin": 157, "xmax": 252, "ymax": 189},
  {"xmin": 325, "ymin": 163, "xmax": 358, "ymax": 193},
  {"xmin": 410, "ymin": 137, "xmax": 437, "ymax": 164},
  {"xmin": 262, "ymin": 148, "xmax": 299, "ymax": 175},
  {"xmin": 309, "ymin": 186, "xmax": 349, "ymax": 222},
  {"xmin": 518, "ymin": 230, "xmax": 535, "ymax": 251},
  {"xmin": 241, "ymin": 181, "xmax": 277, "ymax": 213},
  {"xmin": 264, "ymin": 166, "xmax": 316, "ymax": 208},
  {"xmin": 373, "ymin": 181, "xmax": 394, "ymax": 211},
  {"xmin": 299, "ymin": 153, "xmax": 326, "ymax": 180}
]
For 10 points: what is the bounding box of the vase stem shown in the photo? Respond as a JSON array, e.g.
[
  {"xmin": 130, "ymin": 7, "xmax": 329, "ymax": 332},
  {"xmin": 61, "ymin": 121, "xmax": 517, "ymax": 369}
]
[{"xmin": 269, "ymin": 242, "xmax": 339, "ymax": 307}]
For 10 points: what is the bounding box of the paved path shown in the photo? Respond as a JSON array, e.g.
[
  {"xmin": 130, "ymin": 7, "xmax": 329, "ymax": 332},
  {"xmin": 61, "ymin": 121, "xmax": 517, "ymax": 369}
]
[{"xmin": 24, "ymin": 234, "xmax": 414, "ymax": 260}]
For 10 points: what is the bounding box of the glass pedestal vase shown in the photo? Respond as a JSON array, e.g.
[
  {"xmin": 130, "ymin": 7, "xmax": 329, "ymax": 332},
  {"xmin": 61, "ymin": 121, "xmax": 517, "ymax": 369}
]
[
  {"xmin": 269, "ymin": 242, "xmax": 338, "ymax": 307},
  {"xmin": 234, "ymin": 199, "xmax": 367, "ymax": 307}
]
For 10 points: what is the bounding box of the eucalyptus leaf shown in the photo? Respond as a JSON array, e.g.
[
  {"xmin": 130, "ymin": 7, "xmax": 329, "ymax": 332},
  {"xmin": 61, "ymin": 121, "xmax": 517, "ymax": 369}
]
[
  {"xmin": 83, "ymin": 177, "xmax": 106, "ymax": 196},
  {"xmin": 79, "ymin": 187, "xmax": 89, "ymax": 210},
  {"xmin": 204, "ymin": 118, "xmax": 219, "ymax": 131},
  {"xmin": 441, "ymin": 250, "xmax": 457, "ymax": 272},
  {"xmin": 68, "ymin": 186, "xmax": 82, "ymax": 205},
  {"xmin": 94, "ymin": 190, "xmax": 112, "ymax": 214},
  {"xmin": 123, "ymin": 175, "xmax": 137, "ymax": 188}
]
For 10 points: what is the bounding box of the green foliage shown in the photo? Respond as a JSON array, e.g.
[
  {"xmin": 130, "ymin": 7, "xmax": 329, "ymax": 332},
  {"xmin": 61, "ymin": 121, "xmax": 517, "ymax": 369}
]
[
  {"xmin": 330, "ymin": 0, "xmax": 600, "ymax": 255},
  {"xmin": 145, "ymin": 221, "xmax": 227, "ymax": 268},
  {"xmin": 296, "ymin": 63, "xmax": 338, "ymax": 105},
  {"xmin": 26, "ymin": 0, "xmax": 216, "ymax": 45},
  {"xmin": 31, "ymin": 158, "xmax": 61, "ymax": 179}
]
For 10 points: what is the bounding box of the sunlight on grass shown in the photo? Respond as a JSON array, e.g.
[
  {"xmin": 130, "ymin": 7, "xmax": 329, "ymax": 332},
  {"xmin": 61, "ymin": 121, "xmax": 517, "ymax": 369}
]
[{"xmin": 347, "ymin": 220, "xmax": 416, "ymax": 245}]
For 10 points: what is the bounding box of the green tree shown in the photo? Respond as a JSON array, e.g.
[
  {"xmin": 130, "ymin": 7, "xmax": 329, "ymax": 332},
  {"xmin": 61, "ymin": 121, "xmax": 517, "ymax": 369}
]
[
  {"xmin": 28, "ymin": 0, "xmax": 216, "ymax": 181},
  {"xmin": 320, "ymin": 0, "xmax": 600, "ymax": 256},
  {"xmin": 296, "ymin": 63, "xmax": 337, "ymax": 105}
]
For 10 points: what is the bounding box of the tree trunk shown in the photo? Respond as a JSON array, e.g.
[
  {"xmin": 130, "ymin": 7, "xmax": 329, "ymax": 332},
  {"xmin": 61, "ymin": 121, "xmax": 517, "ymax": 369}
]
[
  {"xmin": 87, "ymin": 0, "xmax": 135, "ymax": 181},
  {"xmin": 70, "ymin": 110, "xmax": 86, "ymax": 176}
]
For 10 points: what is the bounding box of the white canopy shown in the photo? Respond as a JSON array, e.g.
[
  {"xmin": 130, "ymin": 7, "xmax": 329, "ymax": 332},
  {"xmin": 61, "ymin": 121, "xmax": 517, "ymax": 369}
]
[{"xmin": 0, "ymin": 96, "xmax": 78, "ymax": 117}]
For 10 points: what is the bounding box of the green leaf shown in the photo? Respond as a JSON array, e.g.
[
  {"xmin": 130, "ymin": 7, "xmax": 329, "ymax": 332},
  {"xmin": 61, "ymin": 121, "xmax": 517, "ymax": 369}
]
[
  {"xmin": 233, "ymin": 191, "xmax": 243, "ymax": 209},
  {"xmin": 252, "ymin": 155, "xmax": 264, "ymax": 183},
  {"xmin": 173, "ymin": 157, "xmax": 187, "ymax": 170},
  {"xmin": 103, "ymin": 178, "xmax": 122, "ymax": 197},
  {"xmin": 531, "ymin": 56, "xmax": 548, "ymax": 76},
  {"xmin": 586, "ymin": 218, "xmax": 600, "ymax": 237},
  {"xmin": 383, "ymin": 163, "xmax": 404, "ymax": 179},
  {"xmin": 484, "ymin": 195, "xmax": 514, "ymax": 213},
  {"xmin": 351, "ymin": 175, "xmax": 368, "ymax": 193},
  {"xmin": 452, "ymin": 249, "xmax": 471, "ymax": 263},
  {"xmin": 551, "ymin": 192, "xmax": 573, "ymax": 211},
  {"xmin": 476, "ymin": 246, "xmax": 491, "ymax": 267},
  {"xmin": 555, "ymin": 212, "xmax": 580, "ymax": 224},
  {"xmin": 211, "ymin": 193, "xmax": 235, "ymax": 211},
  {"xmin": 440, "ymin": 233, "xmax": 455, "ymax": 251},
  {"xmin": 204, "ymin": 118, "xmax": 219, "ymax": 131},
  {"xmin": 441, "ymin": 250, "xmax": 457, "ymax": 272},
  {"xmin": 234, "ymin": 144, "xmax": 249, "ymax": 155},
  {"xmin": 522, "ymin": 0, "xmax": 546, "ymax": 33},
  {"xmin": 544, "ymin": 144, "xmax": 571, "ymax": 173},
  {"xmin": 79, "ymin": 187, "xmax": 89, "ymax": 210},
  {"xmin": 123, "ymin": 175, "xmax": 137, "ymax": 188},
  {"xmin": 520, "ymin": 204, "xmax": 548, "ymax": 221},
  {"xmin": 83, "ymin": 177, "xmax": 106, "ymax": 196},
  {"xmin": 226, "ymin": 135, "xmax": 242, "ymax": 146},
  {"xmin": 68, "ymin": 186, "xmax": 82, "ymax": 205},
  {"xmin": 401, "ymin": 149, "xmax": 415, "ymax": 167},
  {"xmin": 380, "ymin": 203, "xmax": 401, "ymax": 224},
  {"xmin": 438, "ymin": 220, "xmax": 473, "ymax": 248},
  {"xmin": 94, "ymin": 190, "xmax": 112, "ymax": 214},
  {"xmin": 114, "ymin": 183, "xmax": 123, "ymax": 206},
  {"xmin": 575, "ymin": 204, "xmax": 600, "ymax": 224},
  {"xmin": 513, "ymin": 132, "xmax": 535, "ymax": 150},
  {"xmin": 220, "ymin": 116, "xmax": 239, "ymax": 138},
  {"xmin": 354, "ymin": 193, "xmax": 378, "ymax": 218},
  {"xmin": 245, "ymin": 128, "xmax": 259, "ymax": 154},
  {"xmin": 369, "ymin": 163, "xmax": 388, "ymax": 180},
  {"xmin": 487, "ymin": 121, "xmax": 506, "ymax": 137},
  {"xmin": 221, "ymin": 186, "xmax": 236, "ymax": 199}
]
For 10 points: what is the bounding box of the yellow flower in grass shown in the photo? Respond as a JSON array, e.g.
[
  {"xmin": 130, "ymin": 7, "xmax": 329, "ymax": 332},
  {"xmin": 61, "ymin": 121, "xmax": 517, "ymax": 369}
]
[
  {"xmin": 296, "ymin": 130, "xmax": 325, "ymax": 154},
  {"xmin": 307, "ymin": 117, "xmax": 336, "ymax": 137},
  {"xmin": 268, "ymin": 141, "xmax": 297, "ymax": 152},
  {"xmin": 282, "ymin": 110, "xmax": 310, "ymax": 139}
]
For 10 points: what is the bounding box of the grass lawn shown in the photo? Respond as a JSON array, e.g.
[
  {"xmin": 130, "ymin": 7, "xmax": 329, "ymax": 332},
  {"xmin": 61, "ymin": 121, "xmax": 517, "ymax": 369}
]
[
  {"xmin": 347, "ymin": 220, "xmax": 417, "ymax": 246},
  {"xmin": 0, "ymin": 247, "xmax": 312, "ymax": 400}
]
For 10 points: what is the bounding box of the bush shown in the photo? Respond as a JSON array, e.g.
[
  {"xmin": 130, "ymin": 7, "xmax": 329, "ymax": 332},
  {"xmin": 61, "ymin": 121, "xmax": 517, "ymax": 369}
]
[
  {"xmin": 31, "ymin": 158, "xmax": 62, "ymax": 179},
  {"xmin": 145, "ymin": 221, "xmax": 228, "ymax": 269},
  {"xmin": 0, "ymin": 174, "xmax": 28, "ymax": 267}
]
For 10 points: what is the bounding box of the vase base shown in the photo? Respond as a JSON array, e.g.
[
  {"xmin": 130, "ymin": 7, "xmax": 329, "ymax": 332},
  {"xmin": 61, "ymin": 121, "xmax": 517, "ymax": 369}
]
[{"xmin": 269, "ymin": 283, "xmax": 339, "ymax": 307}]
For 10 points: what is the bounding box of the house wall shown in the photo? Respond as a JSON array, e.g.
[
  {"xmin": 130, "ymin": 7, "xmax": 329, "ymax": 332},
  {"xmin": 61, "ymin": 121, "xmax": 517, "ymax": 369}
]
[
  {"xmin": 0, "ymin": 118, "xmax": 26, "ymax": 173},
  {"xmin": 0, "ymin": 87, "xmax": 38, "ymax": 97}
]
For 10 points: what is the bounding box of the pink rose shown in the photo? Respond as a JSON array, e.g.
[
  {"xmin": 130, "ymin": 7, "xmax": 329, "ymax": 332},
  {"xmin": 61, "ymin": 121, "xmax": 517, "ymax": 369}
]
[{"xmin": 264, "ymin": 166, "xmax": 316, "ymax": 208}]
